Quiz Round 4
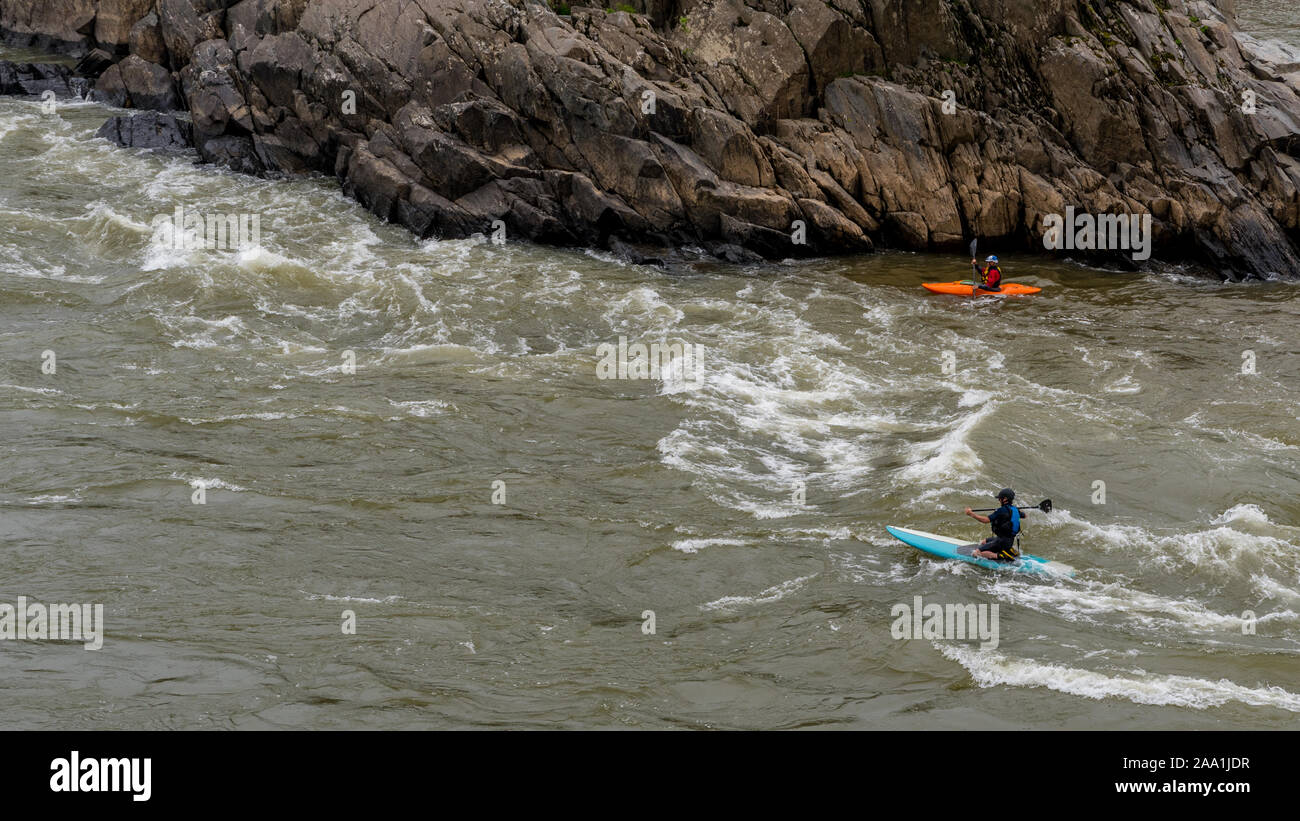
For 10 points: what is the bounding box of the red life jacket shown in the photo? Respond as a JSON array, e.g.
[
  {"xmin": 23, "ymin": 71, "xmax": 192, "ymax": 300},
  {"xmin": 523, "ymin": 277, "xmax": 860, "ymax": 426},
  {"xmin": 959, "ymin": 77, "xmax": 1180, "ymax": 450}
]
[{"xmin": 983, "ymin": 265, "xmax": 1002, "ymax": 288}]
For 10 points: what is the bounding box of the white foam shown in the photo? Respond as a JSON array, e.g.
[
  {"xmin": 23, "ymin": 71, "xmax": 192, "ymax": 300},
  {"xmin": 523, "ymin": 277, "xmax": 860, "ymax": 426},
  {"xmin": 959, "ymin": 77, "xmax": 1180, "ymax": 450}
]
[
  {"xmin": 0, "ymin": 383, "xmax": 61, "ymax": 395},
  {"xmin": 775, "ymin": 526, "xmax": 854, "ymax": 541},
  {"xmin": 941, "ymin": 645, "xmax": 1300, "ymax": 712},
  {"xmin": 0, "ymin": 257, "xmax": 101, "ymax": 283},
  {"xmin": 700, "ymin": 575, "xmax": 816, "ymax": 611},
  {"xmin": 1104, "ymin": 373, "xmax": 1142, "ymax": 394},
  {"xmin": 604, "ymin": 285, "xmax": 685, "ymax": 333},
  {"xmin": 1047, "ymin": 507, "xmax": 1300, "ymax": 581},
  {"xmin": 178, "ymin": 412, "xmax": 304, "ymax": 424},
  {"xmin": 171, "ymin": 474, "xmax": 246, "ymax": 492},
  {"xmin": 26, "ymin": 494, "xmax": 80, "ymax": 504},
  {"xmin": 155, "ymin": 314, "xmax": 247, "ymax": 349},
  {"xmin": 376, "ymin": 342, "xmax": 493, "ymax": 365},
  {"xmin": 1251, "ymin": 574, "xmax": 1300, "ymax": 606},
  {"xmin": 898, "ymin": 400, "xmax": 994, "ymax": 484},
  {"xmin": 1212, "ymin": 504, "xmax": 1273, "ymax": 527},
  {"xmin": 235, "ymin": 245, "xmax": 296, "ymax": 271},
  {"xmin": 672, "ymin": 538, "xmax": 748, "ymax": 554},
  {"xmin": 141, "ymin": 240, "xmax": 203, "ymax": 272},
  {"xmin": 986, "ymin": 576, "xmax": 1298, "ymax": 632},
  {"xmin": 387, "ymin": 398, "xmax": 450, "ymax": 417},
  {"xmin": 82, "ymin": 200, "xmax": 153, "ymax": 234}
]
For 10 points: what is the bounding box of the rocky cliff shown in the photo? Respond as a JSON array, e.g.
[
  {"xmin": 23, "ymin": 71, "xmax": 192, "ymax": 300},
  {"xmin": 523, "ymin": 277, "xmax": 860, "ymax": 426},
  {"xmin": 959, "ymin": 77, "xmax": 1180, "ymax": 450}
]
[{"xmin": 5, "ymin": 0, "xmax": 1300, "ymax": 277}]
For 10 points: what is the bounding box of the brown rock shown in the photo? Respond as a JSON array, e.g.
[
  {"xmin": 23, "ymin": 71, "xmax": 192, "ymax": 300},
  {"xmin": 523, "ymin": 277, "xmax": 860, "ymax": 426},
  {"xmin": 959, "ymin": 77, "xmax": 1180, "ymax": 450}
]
[
  {"xmin": 157, "ymin": 0, "xmax": 225, "ymax": 70},
  {"xmin": 94, "ymin": 55, "xmax": 179, "ymax": 112},
  {"xmin": 95, "ymin": 0, "xmax": 156, "ymax": 48},
  {"xmin": 129, "ymin": 13, "xmax": 168, "ymax": 66},
  {"xmin": 4, "ymin": 0, "xmax": 1292, "ymax": 274}
]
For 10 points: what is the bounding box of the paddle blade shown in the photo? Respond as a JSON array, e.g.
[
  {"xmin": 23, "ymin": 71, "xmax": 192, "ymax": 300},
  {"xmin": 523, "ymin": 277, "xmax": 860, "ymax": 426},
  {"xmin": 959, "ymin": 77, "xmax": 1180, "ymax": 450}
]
[
  {"xmin": 969, "ymin": 239, "xmax": 978, "ymax": 258},
  {"xmin": 1039, "ymin": 499, "xmax": 1053, "ymax": 513}
]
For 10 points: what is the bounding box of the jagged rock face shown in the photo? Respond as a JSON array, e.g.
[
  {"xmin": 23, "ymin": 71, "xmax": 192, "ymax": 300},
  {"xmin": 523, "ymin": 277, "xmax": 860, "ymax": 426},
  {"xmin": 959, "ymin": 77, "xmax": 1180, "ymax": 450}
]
[
  {"xmin": 4, "ymin": 0, "xmax": 1300, "ymax": 277},
  {"xmin": 94, "ymin": 52, "xmax": 180, "ymax": 108},
  {"xmin": 0, "ymin": 1, "xmax": 99, "ymax": 50},
  {"xmin": 96, "ymin": 0, "xmax": 157, "ymax": 48},
  {"xmin": 129, "ymin": 12, "xmax": 167, "ymax": 64}
]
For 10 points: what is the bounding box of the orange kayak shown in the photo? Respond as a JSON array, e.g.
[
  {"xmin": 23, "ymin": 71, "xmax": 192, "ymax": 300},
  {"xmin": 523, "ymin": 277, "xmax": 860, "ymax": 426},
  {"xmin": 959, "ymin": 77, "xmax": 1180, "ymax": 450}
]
[{"xmin": 922, "ymin": 281, "xmax": 1042, "ymax": 296}]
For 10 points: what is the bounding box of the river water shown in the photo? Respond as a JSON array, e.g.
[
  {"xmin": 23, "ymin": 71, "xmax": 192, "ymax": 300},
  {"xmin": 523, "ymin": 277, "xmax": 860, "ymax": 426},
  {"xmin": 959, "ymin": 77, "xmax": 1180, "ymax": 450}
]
[
  {"xmin": 1240, "ymin": 0, "xmax": 1300, "ymax": 46},
  {"xmin": 1, "ymin": 18, "xmax": 1299, "ymax": 728}
]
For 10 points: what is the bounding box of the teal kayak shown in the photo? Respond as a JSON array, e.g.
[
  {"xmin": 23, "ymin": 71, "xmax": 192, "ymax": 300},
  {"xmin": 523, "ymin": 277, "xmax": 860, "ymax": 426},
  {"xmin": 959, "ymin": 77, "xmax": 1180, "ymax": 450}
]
[{"xmin": 886, "ymin": 526, "xmax": 1075, "ymax": 577}]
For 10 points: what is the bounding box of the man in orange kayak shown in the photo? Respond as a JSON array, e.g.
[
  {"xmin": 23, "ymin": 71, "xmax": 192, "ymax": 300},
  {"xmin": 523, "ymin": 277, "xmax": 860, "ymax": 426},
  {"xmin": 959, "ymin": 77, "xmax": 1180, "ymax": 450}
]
[{"xmin": 970, "ymin": 255, "xmax": 1002, "ymax": 292}]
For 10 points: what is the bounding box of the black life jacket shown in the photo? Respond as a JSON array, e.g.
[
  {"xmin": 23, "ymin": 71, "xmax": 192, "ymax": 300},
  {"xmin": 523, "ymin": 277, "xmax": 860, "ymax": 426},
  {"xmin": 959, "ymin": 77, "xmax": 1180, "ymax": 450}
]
[{"xmin": 991, "ymin": 504, "xmax": 1021, "ymax": 539}]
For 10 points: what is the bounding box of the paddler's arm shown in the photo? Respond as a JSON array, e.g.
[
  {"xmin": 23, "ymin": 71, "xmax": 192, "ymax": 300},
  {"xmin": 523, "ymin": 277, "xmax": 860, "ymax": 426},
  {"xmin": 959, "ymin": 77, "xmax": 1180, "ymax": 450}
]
[{"xmin": 964, "ymin": 507, "xmax": 991, "ymax": 524}]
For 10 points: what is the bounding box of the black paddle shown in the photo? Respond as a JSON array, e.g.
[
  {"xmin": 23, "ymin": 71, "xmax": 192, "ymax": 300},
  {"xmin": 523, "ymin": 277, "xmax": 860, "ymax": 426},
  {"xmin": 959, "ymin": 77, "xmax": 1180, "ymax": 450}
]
[
  {"xmin": 969, "ymin": 239, "xmax": 979, "ymax": 297},
  {"xmin": 970, "ymin": 499, "xmax": 1053, "ymax": 514}
]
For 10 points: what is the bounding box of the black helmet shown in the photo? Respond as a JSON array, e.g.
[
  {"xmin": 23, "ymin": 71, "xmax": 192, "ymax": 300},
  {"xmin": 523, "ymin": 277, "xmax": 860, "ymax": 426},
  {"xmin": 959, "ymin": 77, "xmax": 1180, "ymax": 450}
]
[{"xmin": 997, "ymin": 488, "xmax": 1015, "ymax": 502}]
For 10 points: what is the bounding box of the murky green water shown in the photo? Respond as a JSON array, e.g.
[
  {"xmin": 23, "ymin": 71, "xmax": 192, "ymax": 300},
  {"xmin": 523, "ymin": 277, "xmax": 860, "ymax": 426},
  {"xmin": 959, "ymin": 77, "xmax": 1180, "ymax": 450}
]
[
  {"xmin": 0, "ymin": 45, "xmax": 76, "ymax": 64},
  {"xmin": 1, "ymin": 40, "xmax": 1298, "ymax": 728},
  {"xmin": 1239, "ymin": 0, "xmax": 1300, "ymax": 47}
]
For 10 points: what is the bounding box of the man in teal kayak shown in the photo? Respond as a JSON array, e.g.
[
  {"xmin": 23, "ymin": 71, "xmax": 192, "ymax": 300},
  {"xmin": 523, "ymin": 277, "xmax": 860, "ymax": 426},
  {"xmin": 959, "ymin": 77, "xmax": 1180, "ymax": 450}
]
[
  {"xmin": 964, "ymin": 488, "xmax": 1020, "ymax": 561},
  {"xmin": 970, "ymin": 255, "xmax": 1003, "ymax": 292}
]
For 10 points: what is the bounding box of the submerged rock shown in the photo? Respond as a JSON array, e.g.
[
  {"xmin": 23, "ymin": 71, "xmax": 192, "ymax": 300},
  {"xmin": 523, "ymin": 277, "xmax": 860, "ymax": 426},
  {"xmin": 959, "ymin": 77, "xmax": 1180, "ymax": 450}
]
[
  {"xmin": 0, "ymin": 60, "xmax": 90, "ymax": 98},
  {"xmin": 95, "ymin": 110, "xmax": 194, "ymax": 150}
]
